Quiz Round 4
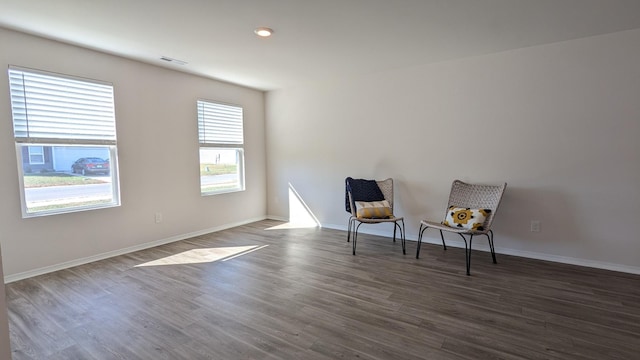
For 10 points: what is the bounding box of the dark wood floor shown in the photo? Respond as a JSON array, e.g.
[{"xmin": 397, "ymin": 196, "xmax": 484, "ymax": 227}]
[{"xmin": 5, "ymin": 220, "xmax": 640, "ymax": 359}]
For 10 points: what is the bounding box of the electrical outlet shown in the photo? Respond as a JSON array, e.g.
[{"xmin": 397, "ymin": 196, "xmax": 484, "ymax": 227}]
[
  {"xmin": 530, "ymin": 220, "xmax": 541, "ymax": 232},
  {"xmin": 155, "ymin": 212, "xmax": 163, "ymax": 223}
]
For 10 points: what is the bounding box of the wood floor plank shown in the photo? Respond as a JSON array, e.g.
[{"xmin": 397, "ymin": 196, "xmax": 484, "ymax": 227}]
[
  {"xmin": 46, "ymin": 344, "xmax": 99, "ymax": 360},
  {"xmin": 5, "ymin": 220, "xmax": 640, "ymax": 359}
]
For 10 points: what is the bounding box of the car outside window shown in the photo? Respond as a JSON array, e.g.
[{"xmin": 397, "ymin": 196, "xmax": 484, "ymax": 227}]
[{"xmin": 8, "ymin": 66, "xmax": 121, "ymax": 217}]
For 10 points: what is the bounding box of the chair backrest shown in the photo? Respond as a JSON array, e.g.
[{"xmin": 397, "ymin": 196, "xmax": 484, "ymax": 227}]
[
  {"xmin": 345, "ymin": 177, "xmax": 395, "ymax": 215},
  {"xmin": 375, "ymin": 178, "xmax": 394, "ymax": 212},
  {"xmin": 447, "ymin": 179, "xmax": 507, "ymax": 228}
]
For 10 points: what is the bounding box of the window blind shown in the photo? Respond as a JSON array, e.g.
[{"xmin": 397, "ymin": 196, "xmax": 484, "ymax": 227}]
[
  {"xmin": 197, "ymin": 100, "xmax": 244, "ymax": 146},
  {"xmin": 8, "ymin": 67, "xmax": 117, "ymax": 145}
]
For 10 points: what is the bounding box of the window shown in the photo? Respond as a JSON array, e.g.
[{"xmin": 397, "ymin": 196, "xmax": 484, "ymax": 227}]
[
  {"xmin": 197, "ymin": 100, "xmax": 245, "ymax": 195},
  {"xmin": 28, "ymin": 146, "xmax": 44, "ymax": 164},
  {"xmin": 8, "ymin": 66, "xmax": 120, "ymax": 217}
]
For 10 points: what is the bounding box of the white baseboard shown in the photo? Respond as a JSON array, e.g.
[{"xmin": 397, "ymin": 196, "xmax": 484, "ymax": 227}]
[
  {"xmin": 321, "ymin": 223, "xmax": 640, "ymax": 275},
  {"xmin": 266, "ymin": 215, "xmax": 289, "ymax": 222},
  {"xmin": 4, "ymin": 216, "xmax": 267, "ymax": 283},
  {"xmin": 6, "ymin": 217, "xmax": 638, "ymax": 283}
]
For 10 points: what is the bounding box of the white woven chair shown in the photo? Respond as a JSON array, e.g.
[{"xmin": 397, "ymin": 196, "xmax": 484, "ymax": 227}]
[
  {"xmin": 346, "ymin": 178, "xmax": 406, "ymax": 255},
  {"xmin": 416, "ymin": 180, "xmax": 507, "ymax": 275}
]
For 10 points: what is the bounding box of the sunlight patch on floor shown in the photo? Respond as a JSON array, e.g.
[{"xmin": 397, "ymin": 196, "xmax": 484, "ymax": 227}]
[
  {"xmin": 267, "ymin": 183, "xmax": 320, "ymax": 230},
  {"xmin": 135, "ymin": 245, "xmax": 267, "ymax": 267}
]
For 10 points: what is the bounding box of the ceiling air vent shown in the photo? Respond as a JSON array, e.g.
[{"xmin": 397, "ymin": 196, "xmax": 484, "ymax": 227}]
[{"xmin": 160, "ymin": 56, "xmax": 187, "ymax": 66}]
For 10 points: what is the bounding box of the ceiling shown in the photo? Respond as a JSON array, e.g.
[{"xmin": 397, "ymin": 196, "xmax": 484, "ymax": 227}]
[{"xmin": 2, "ymin": 0, "xmax": 640, "ymax": 91}]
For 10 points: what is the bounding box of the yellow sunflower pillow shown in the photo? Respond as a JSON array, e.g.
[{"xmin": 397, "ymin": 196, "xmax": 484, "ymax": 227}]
[
  {"xmin": 355, "ymin": 200, "xmax": 393, "ymax": 219},
  {"xmin": 442, "ymin": 206, "xmax": 491, "ymax": 231}
]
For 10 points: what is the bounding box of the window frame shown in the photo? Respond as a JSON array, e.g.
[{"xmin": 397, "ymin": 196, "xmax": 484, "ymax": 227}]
[
  {"xmin": 197, "ymin": 99, "xmax": 246, "ymax": 196},
  {"xmin": 8, "ymin": 66, "xmax": 121, "ymax": 217}
]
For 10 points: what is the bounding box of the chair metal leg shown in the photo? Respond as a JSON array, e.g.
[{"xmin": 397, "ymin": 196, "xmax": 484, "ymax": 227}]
[
  {"xmin": 487, "ymin": 230, "xmax": 497, "ymax": 264},
  {"xmin": 468, "ymin": 235, "xmax": 474, "ymax": 275},
  {"xmin": 392, "ymin": 221, "xmax": 397, "ymax": 243},
  {"xmin": 396, "ymin": 220, "xmax": 406, "ymax": 255},
  {"xmin": 458, "ymin": 233, "xmax": 473, "ymax": 275},
  {"xmin": 401, "ymin": 219, "xmax": 406, "ymax": 255},
  {"xmin": 353, "ymin": 222, "xmax": 364, "ymax": 255},
  {"xmin": 417, "ymin": 227, "xmax": 494, "ymax": 274},
  {"xmin": 416, "ymin": 223, "xmax": 428, "ymax": 259},
  {"xmin": 439, "ymin": 230, "xmax": 447, "ymax": 250},
  {"xmin": 350, "ymin": 218, "xmax": 407, "ymax": 256}
]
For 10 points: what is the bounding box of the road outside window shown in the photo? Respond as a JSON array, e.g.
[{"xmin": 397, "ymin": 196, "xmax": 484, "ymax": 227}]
[
  {"xmin": 19, "ymin": 145, "xmax": 117, "ymax": 215},
  {"xmin": 197, "ymin": 100, "xmax": 245, "ymax": 195},
  {"xmin": 199, "ymin": 148, "xmax": 244, "ymax": 194},
  {"xmin": 8, "ymin": 67, "xmax": 120, "ymax": 217}
]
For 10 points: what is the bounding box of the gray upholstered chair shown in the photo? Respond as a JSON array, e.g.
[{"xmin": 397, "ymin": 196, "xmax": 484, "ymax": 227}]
[
  {"xmin": 416, "ymin": 180, "xmax": 507, "ymax": 275},
  {"xmin": 346, "ymin": 177, "xmax": 406, "ymax": 255}
]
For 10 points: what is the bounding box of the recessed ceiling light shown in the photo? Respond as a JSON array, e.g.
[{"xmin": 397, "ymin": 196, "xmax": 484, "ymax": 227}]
[{"xmin": 254, "ymin": 27, "xmax": 274, "ymax": 37}]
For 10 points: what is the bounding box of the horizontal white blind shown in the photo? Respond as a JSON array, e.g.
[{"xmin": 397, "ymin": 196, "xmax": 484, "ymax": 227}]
[
  {"xmin": 9, "ymin": 67, "xmax": 117, "ymax": 144},
  {"xmin": 197, "ymin": 100, "xmax": 244, "ymax": 146}
]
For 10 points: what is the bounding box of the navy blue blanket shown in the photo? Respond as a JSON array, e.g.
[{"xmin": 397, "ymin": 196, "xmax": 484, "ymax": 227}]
[{"xmin": 345, "ymin": 177, "xmax": 385, "ymax": 214}]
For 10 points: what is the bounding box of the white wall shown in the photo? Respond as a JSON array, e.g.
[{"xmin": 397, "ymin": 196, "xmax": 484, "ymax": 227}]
[
  {"xmin": 0, "ymin": 28, "xmax": 267, "ymax": 278},
  {"xmin": 266, "ymin": 29, "xmax": 640, "ymax": 273}
]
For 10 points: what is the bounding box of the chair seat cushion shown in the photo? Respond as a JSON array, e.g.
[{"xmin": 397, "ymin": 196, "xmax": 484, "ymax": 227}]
[
  {"xmin": 355, "ymin": 200, "xmax": 392, "ymax": 219},
  {"xmin": 442, "ymin": 206, "xmax": 491, "ymax": 231}
]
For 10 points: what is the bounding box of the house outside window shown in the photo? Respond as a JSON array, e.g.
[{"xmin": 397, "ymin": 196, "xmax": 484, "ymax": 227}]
[
  {"xmin": 27, "ymin": 146, "xmax": 44, "ymax": 165},
  {"xmin": 197, "ymin": 100, "xmax": 245, "ymax": 195},
  {"xmin": 8, "ymin": 66, "xmax": 120, "ymax": 217}
]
